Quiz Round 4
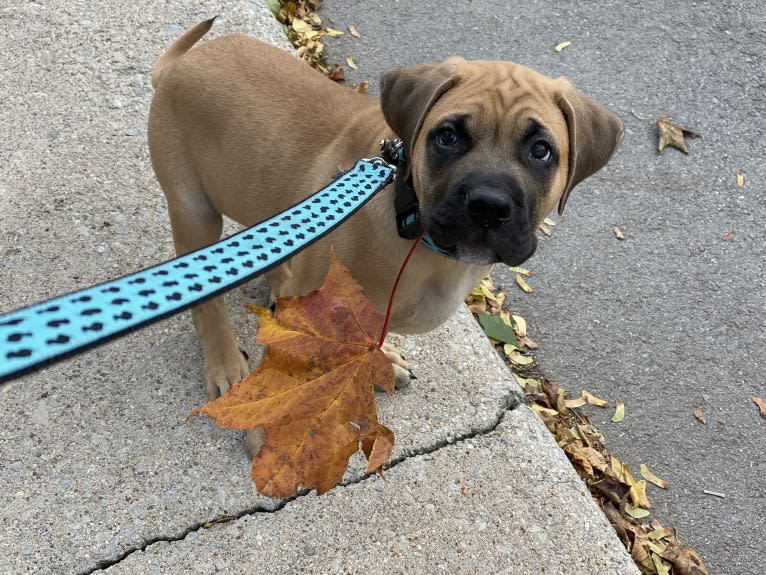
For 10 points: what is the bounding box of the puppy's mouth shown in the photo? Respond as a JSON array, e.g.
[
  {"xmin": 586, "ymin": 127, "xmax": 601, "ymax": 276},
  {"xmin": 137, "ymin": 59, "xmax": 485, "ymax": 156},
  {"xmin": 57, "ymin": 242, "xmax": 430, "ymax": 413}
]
[{"xmin": 424, "ymin": 172, "xmax": 538, "ymax": 267}]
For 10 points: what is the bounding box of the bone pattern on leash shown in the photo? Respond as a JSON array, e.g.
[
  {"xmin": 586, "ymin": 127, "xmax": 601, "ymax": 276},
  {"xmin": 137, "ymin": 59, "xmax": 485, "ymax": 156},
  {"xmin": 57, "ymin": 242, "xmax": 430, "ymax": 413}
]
[{"xmin": 0, "ymin": 159, "xmax": 395, "ymax": 384}]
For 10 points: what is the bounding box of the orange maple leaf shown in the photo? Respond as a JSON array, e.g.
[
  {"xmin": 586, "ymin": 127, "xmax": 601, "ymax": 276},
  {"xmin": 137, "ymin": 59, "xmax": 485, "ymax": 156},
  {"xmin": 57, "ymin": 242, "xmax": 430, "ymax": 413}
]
[{"xmin": 195, "ymin": 254, "xmax": 395, "ymax": 498}]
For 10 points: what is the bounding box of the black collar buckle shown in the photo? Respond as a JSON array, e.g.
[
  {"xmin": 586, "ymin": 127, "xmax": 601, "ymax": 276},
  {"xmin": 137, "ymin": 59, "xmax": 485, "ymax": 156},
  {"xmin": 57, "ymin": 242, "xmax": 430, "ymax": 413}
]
[{"xmin": 380, "ymin": 138, "xmax": 423, "ymax": 240}]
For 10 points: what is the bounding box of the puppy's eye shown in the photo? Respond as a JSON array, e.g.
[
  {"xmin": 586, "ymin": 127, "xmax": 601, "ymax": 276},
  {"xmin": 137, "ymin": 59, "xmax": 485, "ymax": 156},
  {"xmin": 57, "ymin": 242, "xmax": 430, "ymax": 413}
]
[
  {"xmin": 529, "ymin": 140, "xmax": 552, "ymax": 162},
  {"xmin": 436, "ymin": 126, "xmax": 459, "ymax": 148}
]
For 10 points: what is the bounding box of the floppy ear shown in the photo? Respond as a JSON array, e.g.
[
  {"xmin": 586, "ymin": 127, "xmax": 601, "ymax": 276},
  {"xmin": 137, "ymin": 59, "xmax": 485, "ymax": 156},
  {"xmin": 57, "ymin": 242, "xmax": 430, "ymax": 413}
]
[
  {"xmin": 380, "ymin": 58, "xmax": 462, "ymax": 177},
  {"xmin": 556, "ymin": 81, "xmax": 624, "ymax": 214}
]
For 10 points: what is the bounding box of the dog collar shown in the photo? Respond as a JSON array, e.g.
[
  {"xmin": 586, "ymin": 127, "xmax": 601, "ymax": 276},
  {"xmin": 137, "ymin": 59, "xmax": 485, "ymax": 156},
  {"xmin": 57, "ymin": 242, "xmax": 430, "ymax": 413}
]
[
  {"xmin": 380, "ymin": 138, "xmax": 457, "ymax": 260},
  {"xmin": 0, "ymin": 158, "xmax": 396, "ymax": 384}
]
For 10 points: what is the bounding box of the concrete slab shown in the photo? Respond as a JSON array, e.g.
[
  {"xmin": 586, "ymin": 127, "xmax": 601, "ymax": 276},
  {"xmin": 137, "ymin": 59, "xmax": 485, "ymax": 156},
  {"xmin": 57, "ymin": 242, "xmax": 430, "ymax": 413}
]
[
  {"xmin": 0, "ymin": 1, "xmax": 638, "ymax": 574},
  {"xmin": 97, "ymin": 407, "xmax": 638, "ymax": 575}
]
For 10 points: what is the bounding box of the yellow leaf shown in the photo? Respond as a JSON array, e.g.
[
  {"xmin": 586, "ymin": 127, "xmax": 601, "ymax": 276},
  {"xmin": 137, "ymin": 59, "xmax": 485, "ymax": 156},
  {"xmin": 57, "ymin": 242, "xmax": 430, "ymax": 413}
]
[
  {"xmin": 609, "ymin": 456, "xmax": 625, "ymax": 482},
  {"xmin": 582, "ymin": 390, "xmax": 610, "ymax": 408},
  {"xmin": 612, "ymin": 225, "xmax": 625, "ymax": 240},
  {"xmin": 512, "ymin": 373, "xmax": 541, "ymax": 391},
  {"xmin": 466, "ymin": 301, "xmax": 487, "ymax": 315},
  {"xmin": 515, "ymin": 273, "xmax": 533, "ymax": 293},
  {"xmin": 565, "ymin": 444, "xmax": 594, "ymax": 477},
  {"xmin": 291, "ymin": 19, "xmax": 312, "ymax": 34},
  {"xmin": 508, "ymin": 350, "xmax": 534, "ymax": 366},
  {"xmin": 345, "ymin": 56, "xmax": 358, "ymax": 70},
  {"xmin": 640, "ymin": 463, "xmax": 670, "ymax": 489},
  {"xmin": 622, "ymin": 463, "xmax": 638, "ymax": 487},
  {"xmin": 503, "ymin": 343, "xmax": 519, "ymax": 355},
  {"xmin": 356, "ymin": 81, "xmax": 368, "ymax": 94},
  {"xmin": 564, "ymin": 397, "xmax": 587, "ymax": 409},
  {"xmin": 508, "ymin": 266, "xmax": 531, "ymax": 276},
  {"xmin": 531, "ymin": 403, "xmax": 559, "ymax": 417},
  {"xmin": 518, "ymin": 335, "xmax": 538, "ymax": 350},
  {"xmin": 579, "ymin": 446, "xmax": 609, "ymax": 473},
  {"xmin": 511, "ymin": 314, "xmax": 527, "ymax": 337},
  {"xmin": 611, "ymin": 400, "xmax": 625, "ymax": 422},
  {"xmin": 555, "ymin": 40, "xmax": 572, "ymax": 52},
  {"xmin": 736, "ymin": 171, "xmax": 745, "ymax": 187},
  {"xmin": 629, "ymin": 479, "xmax": 651, "ymax": 508},
  {"xmin": 323, "ymin": 27, "xmax": 344, "ymax": 38},
  {"xmin": 472, "ymin": 277, "xmax": 497, "ymax": 300},
  {"xmin": 543, "ymin": 217, "xmax": 556, "ymax": 226}
]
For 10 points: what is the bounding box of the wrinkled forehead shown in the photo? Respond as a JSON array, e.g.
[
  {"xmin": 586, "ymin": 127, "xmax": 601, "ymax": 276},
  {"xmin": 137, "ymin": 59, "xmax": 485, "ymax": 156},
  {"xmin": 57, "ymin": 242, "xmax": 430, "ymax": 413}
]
[{"xmin": 423, "ymin": 60, "xmax": 568, "ymax": 140}]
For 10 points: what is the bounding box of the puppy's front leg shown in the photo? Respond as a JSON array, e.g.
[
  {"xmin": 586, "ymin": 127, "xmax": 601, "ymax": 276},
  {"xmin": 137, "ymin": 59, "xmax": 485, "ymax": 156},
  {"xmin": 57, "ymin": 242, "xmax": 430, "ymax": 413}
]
[
  {"xmin": 191, "ymin": 298, "xmax": 250, "ymax": 399},
  {"xmin": 164, "ymin": 186, "xmax": 249, "ymax": 398}
]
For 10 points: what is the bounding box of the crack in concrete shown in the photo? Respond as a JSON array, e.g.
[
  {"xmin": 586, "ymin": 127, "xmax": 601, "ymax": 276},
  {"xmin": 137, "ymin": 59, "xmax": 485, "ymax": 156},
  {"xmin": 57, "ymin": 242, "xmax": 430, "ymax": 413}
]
[{"xmin": 82, "ymin": 390, "xmax": 523, "ymax": 574}]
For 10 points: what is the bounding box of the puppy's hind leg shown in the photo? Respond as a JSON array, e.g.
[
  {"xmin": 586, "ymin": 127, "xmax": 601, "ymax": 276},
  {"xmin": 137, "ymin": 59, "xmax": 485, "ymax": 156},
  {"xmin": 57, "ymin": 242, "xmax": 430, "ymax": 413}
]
[{"xmin": 163, "ymin": 174, "xmax": 250, "ymax": 399}]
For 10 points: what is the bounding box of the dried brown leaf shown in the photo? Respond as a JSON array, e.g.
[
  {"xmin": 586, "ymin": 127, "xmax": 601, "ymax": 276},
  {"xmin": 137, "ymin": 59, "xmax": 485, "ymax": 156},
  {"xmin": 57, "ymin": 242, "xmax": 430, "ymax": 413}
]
[
  {"xmin": 195, "ymin": 255, "xmax": 394, "ymax": 498},
  {"xmin": 629, "ymin": 479, "xmax": 651, "ymax": 508},
  {"xmin": 347, "ymin": 24, "xmax": 361, "ymax": 38},
  {"xmin": 613, "ymin": 225, "xmax": 625, "ymax": 240},
  {"xmin": 693, "ymin": 408, "xmax": 706, "ymax": 424},
  {"xmin": 657, "ymin": 118, "xmax": 701, "ymax": 154},
  {"xmin": 564, "ymin": 396, "xmax": 588, "ymax": 409},
  {"xmin": 515, "ymin": 273, "xmax": 533, "ymax": 293},
  {"xmin": 582, "ymin": 390, "xmax": 610, "ymax": 408},
  {"xmin": 721, "ymin": 230, "xmax": 736, "ymax": 241},
  {"xmin": 662, "ymin": 541, "xmax": 709, "ymax": 575},
  {"xmin": 640, "ymin": 463, "xmax": 670, "ymax": 489}
]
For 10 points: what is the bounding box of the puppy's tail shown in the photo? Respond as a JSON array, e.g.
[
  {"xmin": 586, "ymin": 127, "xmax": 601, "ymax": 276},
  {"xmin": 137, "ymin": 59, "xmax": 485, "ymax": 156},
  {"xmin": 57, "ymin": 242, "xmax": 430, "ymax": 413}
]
[{"xmin": 152, "ymin": 17, "xmax": 217, "ymax": 88}]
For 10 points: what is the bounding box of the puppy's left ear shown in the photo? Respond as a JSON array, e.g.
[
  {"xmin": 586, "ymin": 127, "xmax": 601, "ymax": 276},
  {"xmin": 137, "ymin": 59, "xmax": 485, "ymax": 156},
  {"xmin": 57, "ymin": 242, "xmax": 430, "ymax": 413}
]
[
  {"xmin": 380, "ymin": 58, "xmax": 463, "ymax": 177},
  {"xmin": 556, "ymin": 80, "xmax": 624, "ymax": 214}
]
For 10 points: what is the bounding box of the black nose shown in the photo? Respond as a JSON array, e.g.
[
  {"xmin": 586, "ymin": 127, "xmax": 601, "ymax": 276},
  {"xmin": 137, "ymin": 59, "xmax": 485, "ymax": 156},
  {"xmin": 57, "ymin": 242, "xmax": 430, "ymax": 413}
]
[{"xmin": 465, "ymin": 188, "xmax": 512, "ymax": 228}]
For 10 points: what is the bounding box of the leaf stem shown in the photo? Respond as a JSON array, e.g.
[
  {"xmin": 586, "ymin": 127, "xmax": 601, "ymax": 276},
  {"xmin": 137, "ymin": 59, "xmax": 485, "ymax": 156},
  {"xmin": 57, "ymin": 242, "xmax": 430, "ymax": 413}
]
[{"xmin": 377, "ymin": 230, "xmax": 426, "ymax": 348}]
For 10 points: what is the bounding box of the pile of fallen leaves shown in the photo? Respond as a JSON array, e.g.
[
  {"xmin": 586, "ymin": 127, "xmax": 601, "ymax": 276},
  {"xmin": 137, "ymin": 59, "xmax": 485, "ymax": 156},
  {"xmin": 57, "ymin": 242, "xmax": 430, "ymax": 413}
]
[
  {"xmin": 468, "ymin": 278, "xmax": 709, "ymax": 575},
  {"xmin": 266, "ymin": 0, "xmax": 343, "ymax": 76}
]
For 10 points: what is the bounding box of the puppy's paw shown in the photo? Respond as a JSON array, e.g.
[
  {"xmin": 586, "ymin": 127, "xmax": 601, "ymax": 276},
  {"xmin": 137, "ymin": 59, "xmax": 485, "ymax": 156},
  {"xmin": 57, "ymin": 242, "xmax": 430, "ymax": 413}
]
[
  {"xmin": 202, "ymin": 348, "xmax": 250, "ymax": 400},
  {"xmin": 380, "ymin": 342, "xmax": 414, "ymax": 389}
]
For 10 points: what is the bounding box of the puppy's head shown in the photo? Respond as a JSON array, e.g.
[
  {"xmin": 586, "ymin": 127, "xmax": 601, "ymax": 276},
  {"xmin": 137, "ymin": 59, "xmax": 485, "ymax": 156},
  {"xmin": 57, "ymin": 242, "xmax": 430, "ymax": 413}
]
[{"xmin": 380, "ymin": 58, "xmax": 623, "ymax": 266}]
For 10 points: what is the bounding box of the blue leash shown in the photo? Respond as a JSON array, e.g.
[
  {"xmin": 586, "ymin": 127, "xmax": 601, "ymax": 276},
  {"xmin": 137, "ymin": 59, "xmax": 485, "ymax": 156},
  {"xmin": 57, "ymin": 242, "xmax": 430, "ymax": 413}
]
[{"xmin": 0, "ymin": 158, "xmax": 395, "ymax": 385}]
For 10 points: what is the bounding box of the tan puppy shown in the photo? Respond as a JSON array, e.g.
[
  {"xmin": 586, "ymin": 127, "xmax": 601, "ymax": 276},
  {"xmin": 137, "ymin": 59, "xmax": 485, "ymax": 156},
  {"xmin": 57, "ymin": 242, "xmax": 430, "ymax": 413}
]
[{"xmin": 149, "ymin": 19, "xmax": 623, "ymax": 400}]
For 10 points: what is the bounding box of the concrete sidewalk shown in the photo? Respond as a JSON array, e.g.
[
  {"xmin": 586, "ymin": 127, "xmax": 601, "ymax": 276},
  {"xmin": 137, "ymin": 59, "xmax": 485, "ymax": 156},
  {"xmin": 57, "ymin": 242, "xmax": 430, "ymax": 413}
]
[{"xmin": 0, "ymin": 2, "xmax": 638, "ymax": 573}]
